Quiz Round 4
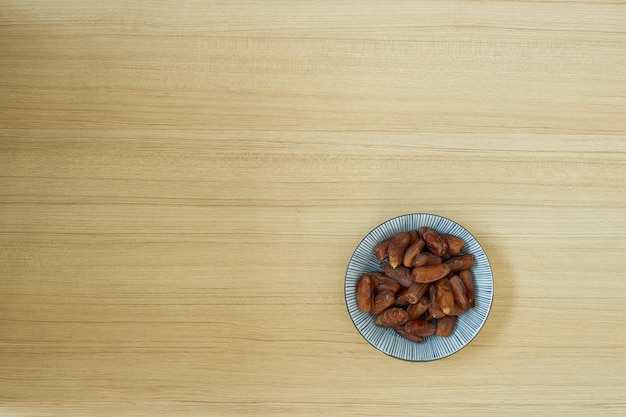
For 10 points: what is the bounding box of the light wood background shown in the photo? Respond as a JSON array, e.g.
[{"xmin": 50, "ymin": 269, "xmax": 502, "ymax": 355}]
[{"xmin": 1, "ymin": 1, "xmax": 625, "ymax": 416}]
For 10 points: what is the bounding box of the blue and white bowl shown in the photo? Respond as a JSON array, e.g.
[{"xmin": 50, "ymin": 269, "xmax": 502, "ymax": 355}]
[{"xmin": 345, "ymin": 213, "xmax": 493, "ymax": 361}]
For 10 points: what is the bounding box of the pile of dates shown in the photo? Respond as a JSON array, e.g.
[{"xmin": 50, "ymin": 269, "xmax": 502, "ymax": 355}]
[{"xmin": 357, "ymin": 227, "xmax": 475, "ymax": 343}]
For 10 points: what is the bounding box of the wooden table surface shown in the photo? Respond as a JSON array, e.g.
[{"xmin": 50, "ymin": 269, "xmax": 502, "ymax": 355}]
[{"xmin": 2, "ymin": 1, "xmax": 626, "ymax": 416}]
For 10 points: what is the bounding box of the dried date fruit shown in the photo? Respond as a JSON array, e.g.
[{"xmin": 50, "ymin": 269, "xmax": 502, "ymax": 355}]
[
  {"xmin": 436, "ymin": 277, "xmax": 455, "ymax": 315},
  {"xmin": 436, "ymin": 315, "xmax": 457, "ymax": 337},
  {"xmin": 442, "ymin": 234, "xmax": 465, "ymax": 255},
  {"xmin": 372, "ymin": 273, "xmax": 401, "ymax": 293},
  {"xmin": 428, "ymin": 283, "xmax": 445, "ymax": 319},
  {"xmin": 446, "ymin": 254, "xmax": 474, "ymax": 272},
  {"xmin": 445, "ymin": 302, "xmax": 469, "ymax": 316},
  {"xmin": 394, "ymin": 326, "xmax": 424, "ymax": 343},
  {"xmin": 371, "ymin": 290, "xmax": 396, "ymax": 315},
  {"xmin": 395, "ymin": 282, "xmax": 429, "ymax": 305},
  {"xmin": 411, "ymin": 263, "xmax": 451, "ymax": 283},
  {"xmin": 374, "ymin": 307, "xmax": 409, "ymax": 327},
  {"xmin": 404, "ymin": 320, "xmax": 437, "ymax": 337},
  {"xmin": 449, "ymin": 274, "xmax": 470, "ymax": 311},
  {"xmin": 407, "ymin": 296, "xmax": 430, "ymax": 320},
  {"xmin": 402, "ymin": 239, "xmax": 425, "ymax": 268},
  {"xmin": 412, "ymin": 252, "xmax": 442, "ymax": 267},
  {"xmin": 373, "ymin": 237, "xmax": 392, "ymax": 261},
  {"xmin": 459, "ymin": 269, "xmax": 475, "ymax": 308},
  {"xmin": 388, "ymin": 232, "xmax": 412, "ymax": 268},
  {"xmin": 421, "ymin": 228, "xmax": 448, "ymax": 257},
  {"xmin": 380, "ymin": 261, "xmax": 413, "ymax": 287},
  {"xmin": 356, "ymin": 274, "xmax": 375, "ymax": 313}
]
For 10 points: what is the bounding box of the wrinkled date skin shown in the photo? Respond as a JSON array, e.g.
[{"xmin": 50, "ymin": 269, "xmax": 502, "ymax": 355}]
[
  {"xmin": 396, "ymin": 282, "xmax": 429, "ymax": 306},
  {"xmin": 374, "ymin": 307, "xmax": 409, "ymax": 328},
  {"xmin": 356, "ymin": 274, "xmax": 375, "ymax": 313},
  {"xmin": 412, "ymin": 252, "xmax": 442, "ymax": 267},
  {"xmin": 407, "ymin": 296, "xmax": 430, "ymax": 320},
  {"xmin": 388, "ymin": 232, "xmax": 412, "ymax": 268},
  {"xmin": 372, "ymin": 273, "xmax": 401, "ymax": 293},
  {"xmin": 442, "ymin": 234, "xmax": 465, "ymax": 255},
  {"xmin": 380, "ymin": 262, "xmax": 413, "ymax": 287},
  {"xmin": 436, "ymin": 315, "xmax": 457, "ymax": 337},
  {"xmin": 371, "ymin": 290, "xmax": 396, "ymax": 315},
  {"xmin": 436, "ymin": 277, "xmax": 455, "ymax": 315},
  {"xmin": 421, "ymin": 228, "xmax": 448, "ymax": 257},
  {"xmin": 394, "ymin": 326, "xmax": 424, "ymax": 343},
  {"xmin": 404, "ymin": 320, "xmax": 437, "ymax": 337},
  {"xmin": 373, "ymin": 237, "xmax": 393, "ymax": 261},
  {"xmin": 446, "ymin": 254, "xmax": 474, "ymax": 272},
  {"xmin": 445, "ymin": 302, "xmax": 469, "ymax": 316},
  {"xmin": 459, "ymin": 269, "xmax": 475, "ymax": 308},
  {"xmin": 428, "ymin": 284, "xmax": 445, "ymax": 319},
  {"xmin": 449, "ymin": 274, "xmax": 470, "ymax": 311},
  {"xmin": 402, "ymin": 239, "xmax": 425, "ymax": 268},
  {"xmin": 411, "ymin": 263, "xmax": 451, "ymax": 283}
]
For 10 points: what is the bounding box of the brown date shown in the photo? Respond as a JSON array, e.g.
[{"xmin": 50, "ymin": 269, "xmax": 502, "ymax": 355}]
[
  {"xmin": 446, "ymin": 254, "xmax": 474, "ymax": 272},
  {"xmin": 436, "ymin": 315, "xmax": 457, "ymax": 337},
  {"xmin": 407, "ymin": 296, "xmax": 430, "ymax": 320},
  {"xmin": 356, "ymin": 274, "xmax": 375, "ymax": 313},
  {"xmin": 411, "ymin": 263, "xmax": 451, "ymax": 283},
  {"xmin": 374, "ymin": 307, "xmax": 409, "ymax": 328},
  {"xmin": 388, "ymin": 232, "xmax": 412, "ymax": 268},
  {"xmin": 436, "ymin": 277, "xmax": 455, "ymax": 315},
  {"xmin": 449, "ymin": 274, "xmax": 470, "ymax": 311},
  {"xmin": 445, "ymin": 302, "xmax": 469, "ymax": 316},
  {"xmin": 459, "ymin": 269, "xmax": 475, "ymax": 308},
  {"xmin": 371, "ymin": 290, "xmax": 396, "ymax": 315},
  {"xmin": 442, "ymin": 234, "xmax": 465, "ymax": 255},
  {"xmin": 402, "ymin": 239, "xmax": 425, "ymax": 268},
  {"xmin": 428, "ymin": 283, "xmax": 445, "ymax": 319},
  {"xmin": 373, "ymin": 237, "xmax": 392, "ymax": 261},
  {"xmin": 412, "ymin": 252, "xmax": 442, "ymax": 267},
  {"xmin": 404, "ymin": 319, "xmax": 437, "ymax": 337},
  {"xmin": 394, "ymin": 326, "xmax": 424, "ymax": 343},
  {"xmin": 380, "ymin": 261, "xmax": 413, "ymax": 287},
  {"xmin": 395, "ymin": 282, "xmax": 429, "ymax": 305},
  {"xmin": 372, "ymin": 273, "xmax": 401, "ymax": 293},
  {"xmin": 422, "ymin": 228, "xmax": 448, "ymax": 257}
]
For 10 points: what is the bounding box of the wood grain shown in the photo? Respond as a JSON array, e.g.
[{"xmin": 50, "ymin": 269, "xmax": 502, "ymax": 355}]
[{"xmin": 1, "ymin": 1, "xmax": 625, "ymax": 416}]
